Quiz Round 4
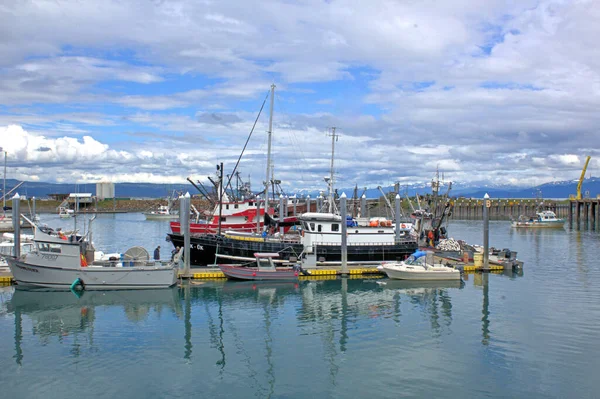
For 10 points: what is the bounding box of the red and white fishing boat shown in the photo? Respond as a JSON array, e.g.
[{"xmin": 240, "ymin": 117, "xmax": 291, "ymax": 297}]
[{"xmin": 169, "ymin": 195, "xmax": 298, "ymax": 234}]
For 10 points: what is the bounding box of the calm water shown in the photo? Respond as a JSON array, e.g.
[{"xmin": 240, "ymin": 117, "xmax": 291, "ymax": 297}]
[{"xmin": 1, "ymin": 214, "xmax": 600, "ymax": 398}]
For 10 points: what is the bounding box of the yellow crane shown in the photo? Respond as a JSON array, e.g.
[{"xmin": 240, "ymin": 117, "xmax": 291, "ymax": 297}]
[{"xmin": 573, "ymin": 155, "xmax": 591, "ymax": 200}]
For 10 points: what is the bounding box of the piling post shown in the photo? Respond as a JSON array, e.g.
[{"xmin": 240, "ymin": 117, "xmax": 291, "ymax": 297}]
[
  {"xmin": 340, "ymin": 192, "xmax": 348, "ymax": 275},
  {"xmin": 32, "ymin": 196, "xmax": 36, "ymax": 220},
  {"xmin": 568, "ymin": 201, "xmax": 573, "ymax": 228},
  {"xmin": 394, "ymin": 194, "xmax": 401, "ymax": 243},
  {"xmin": 306, "ymin": 195, "xmax": 311, "ymax": 213},
  {"xmin": 483, "ymin": 193, "xmax": 490, "ymax": 271},
  {"xmin": 279, "ymin": 194, "xmax": 284, "ymax": 235},
  {"xmin": 576, "ymin": 202, "xmax": 581, "ymax": 229},
  {"xmin": 317, "ymin": 195, "xmax": 323, "ymax": 212},
  {"xmin": 179, "ymin": 192, "xmax": 191, "ymax": 276},
  {"xmin": 12, "ymin": 193, "xmax": 20, "ymax": 258},
  {"xmin": 594, "ymin": 200, "xmax": 600, "ymax": 231}
]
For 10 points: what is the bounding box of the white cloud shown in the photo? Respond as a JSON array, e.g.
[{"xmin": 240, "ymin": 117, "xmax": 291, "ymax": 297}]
[{"xmin": 0, "ymin": 0, "xmax": 599, "ymax": 190}]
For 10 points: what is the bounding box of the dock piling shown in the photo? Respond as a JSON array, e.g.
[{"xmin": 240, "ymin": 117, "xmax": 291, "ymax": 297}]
[
  {"xmin": 179, "ymin": 192, "xmax": 191, "ymax": 276},
  {"xmin": 340, "ymin": 192, "xmax": 348, "ymax": 275},
  {"xmin": 12, "ymin": 193, "xmax": 20, "ymax": 258},
  {"xmin": 483, "ymin": 193, "xmax": 490, "ymax": 271}
]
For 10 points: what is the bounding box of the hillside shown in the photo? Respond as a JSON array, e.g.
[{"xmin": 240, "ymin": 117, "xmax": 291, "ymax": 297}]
[{"xmin": 1, "ymin": 177, "xmax": 599, "ymax": 200}]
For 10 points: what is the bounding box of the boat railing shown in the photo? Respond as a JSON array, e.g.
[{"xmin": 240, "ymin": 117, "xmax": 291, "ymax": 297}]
[{"xmin": 313, "ymin": 239, "xmax": 416, "ymax": 247}]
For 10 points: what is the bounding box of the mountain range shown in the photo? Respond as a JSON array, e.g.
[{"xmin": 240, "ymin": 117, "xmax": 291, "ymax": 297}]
[{"xmin": 1, "ymin": 177, "xmax": 598, "ymax": 200}]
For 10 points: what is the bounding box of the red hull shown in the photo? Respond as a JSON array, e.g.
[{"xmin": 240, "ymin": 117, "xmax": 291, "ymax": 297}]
[{"xmin": 170, "ymin": 216, "xmax": 298, "ymax": 234}]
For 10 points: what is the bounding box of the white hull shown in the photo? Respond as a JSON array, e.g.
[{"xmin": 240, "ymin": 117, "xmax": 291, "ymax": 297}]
[
  {"xmin": 382, "ymin": 262, "xmax": 461, "ymax": 281},
  {"xmin": 144, "ymin": 213, "xmax": 179, "ymax": 220},
  {"xmin": 7, "ymin": 257, "xmax": 178, "ymax": 290},
  {"xmin": 511, "ymin": 221, "xmax": 564, "ymax": 228}
]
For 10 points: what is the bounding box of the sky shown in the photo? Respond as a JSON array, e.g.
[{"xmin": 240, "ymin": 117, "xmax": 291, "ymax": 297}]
[{"xmin": 0, "ymin": 0, "xmax": 599, "ymax": 193}]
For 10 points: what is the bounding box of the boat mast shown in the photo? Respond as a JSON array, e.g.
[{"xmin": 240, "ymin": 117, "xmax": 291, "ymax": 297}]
[
  {"xmin": 2, "ymin": 148, "xmax": 6, "ymax": 213},
  {"xmin": 327, "ymin": 127, "xmax": 338, "ymax": 213},
  {"xmin": 264, "ymin": 84, "xmax": 275, "ymax": 219}
]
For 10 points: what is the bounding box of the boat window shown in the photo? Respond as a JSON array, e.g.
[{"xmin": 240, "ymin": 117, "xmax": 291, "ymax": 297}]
[
  {"xmin": 249, "ymin": 201, "xmax": 254, "ymax": 206},
  {"xmin": 318, "ymin": 225, "xmax": 322, "ymax": 232},
  {"xmin": 234, "ymin": 204, "xmax": 239, "ymax": 209},
  {"xmin": 310, "ymin": 223, "xmax": 315, "ymax": 231},
  {"xmin": 220, "ymin": 217, "xmax": 227, "ymax": 222},
  {"xmin": 226, "ymin": 205, "xmax": 230, "ymax": 210},
  {"xmin": 38, "ymin": 243, "xmax": 62, "ymax": 253},
  {"xmin": 331, "ymin": 223, "xmax": 339, "ymax": 232}
]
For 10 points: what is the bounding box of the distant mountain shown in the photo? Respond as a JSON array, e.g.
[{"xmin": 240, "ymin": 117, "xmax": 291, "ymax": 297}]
[
  {"xmin": 298, "ymin": 177, "xmax": 600, "ymax": 200},
  {"xmin": 0, "ymin": 179, "xmax": 191, "ymax": 199},
  {"xmin": 1, "ymin": 177, "xmax": 598, "ymax": 200}
]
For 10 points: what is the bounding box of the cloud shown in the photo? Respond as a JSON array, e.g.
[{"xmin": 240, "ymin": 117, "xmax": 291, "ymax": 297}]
[{"xmin": 0, "ymin": 0, "xmax": 599, "ymax": 191}]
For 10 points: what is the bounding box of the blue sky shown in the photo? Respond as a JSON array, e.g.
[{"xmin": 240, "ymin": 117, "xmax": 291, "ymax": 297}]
[{"xmin": 0, "ymin": 0, "xmax": 599, "ymax": 192}]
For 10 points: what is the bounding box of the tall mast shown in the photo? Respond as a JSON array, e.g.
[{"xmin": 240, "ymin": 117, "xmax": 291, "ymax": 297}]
[
  {"xmin": 264, "ymin": 84, "xmax": 275, "ymax": 213},
  {"xmin": 327, "ymin": 127, "xmax": 338, "ymax": 213},
  {"xmin": 2, "ymin": 148, "xmax": 6, "ymax": 212}
]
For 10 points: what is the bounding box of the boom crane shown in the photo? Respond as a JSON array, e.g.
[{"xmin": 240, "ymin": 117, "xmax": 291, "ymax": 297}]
[
  {"xmin": 377, "ymin": 186, "xmax": 395, "ymax": 219},
  {"xmin": 575, "ymin": 156, "xmax": 591, "ymax": 200}
]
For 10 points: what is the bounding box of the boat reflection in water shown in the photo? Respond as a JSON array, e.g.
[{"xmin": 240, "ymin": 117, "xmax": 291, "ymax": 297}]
[
  {"xmin": 7, "ymin": 288, "xmax": 183, "ymax": 365},
  {"xmin": 2, "ymin": 273, "xmax": 522, "ymax": 398}
]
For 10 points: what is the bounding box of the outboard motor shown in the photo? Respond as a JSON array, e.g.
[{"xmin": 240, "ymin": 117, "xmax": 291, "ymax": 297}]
[{"xmin": 293, "ymin": 264, "xmax": 311, "ymax": 276}]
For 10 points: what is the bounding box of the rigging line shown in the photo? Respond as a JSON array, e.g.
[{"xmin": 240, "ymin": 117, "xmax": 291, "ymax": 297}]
[
  {"xmin": 274, "ymin": 92, "xmax": 311, "ymax": 185},
  {"xmin": 224, "ymin": 90, "xmax": 270, "ymax": 193}
]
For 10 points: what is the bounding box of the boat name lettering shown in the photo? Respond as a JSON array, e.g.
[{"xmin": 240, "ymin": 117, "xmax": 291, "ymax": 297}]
[
  {"xmin": 17, "ymin": 264, "xmax": 39, "ymax": 273},
  {"xmin": 41, "ymin": 254, "xmax": 59, "ymax": 261},
  {"xmin": 193, "ymin": 244, "xmax": 204, "ymax": 250}
]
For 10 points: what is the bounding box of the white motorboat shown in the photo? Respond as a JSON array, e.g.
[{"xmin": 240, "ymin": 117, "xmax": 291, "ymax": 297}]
[
  {"xmin": 511, "ymin": 210, "xmax": 565, "ymax": 228},
  {"xmin": 380, "ymin": 250, "xmax": 461, "ymax": 281},
  {"xmin": 144, "ymin": 204, "xmax": 179, "ymax": 220},
  {"xmin": 58, "ymin": 206, "xmax": 74, "ymax": 218},
  {"xmin": 6, "ymin": 217, "xmax": 180, "ymax": 290}
]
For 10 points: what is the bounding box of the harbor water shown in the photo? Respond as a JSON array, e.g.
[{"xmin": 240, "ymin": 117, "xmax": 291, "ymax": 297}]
[{"xmin": 1, "ymin": 214, "xmax": 599, "ymax": 398}]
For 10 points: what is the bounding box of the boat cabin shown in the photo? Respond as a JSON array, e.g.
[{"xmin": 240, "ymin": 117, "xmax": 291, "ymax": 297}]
[
  {"xmin": 299, "ymin": 212, "xmax": 412, "ymax": 247},
  {"xmin": 254, "ymin": 252, "xmax": 279, "ymax": 271}
]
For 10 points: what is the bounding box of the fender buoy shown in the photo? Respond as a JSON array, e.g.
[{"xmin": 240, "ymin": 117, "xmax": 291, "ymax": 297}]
[
  {"xmin": 80, "ymin": 254, "xmax": 88, "ymax": 267},
  {"xmin": 401, "ymin": 224, "xmax": 406, "ymax": 228}
]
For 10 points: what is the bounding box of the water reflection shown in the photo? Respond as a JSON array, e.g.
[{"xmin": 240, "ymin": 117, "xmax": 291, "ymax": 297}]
[
  {"xmin": 7, "ymin": 288, "xmax": 183, "ymax": 365},
  {"xmin": 3, "ymin": 275, "xmax": 522, "ymax": 398}
]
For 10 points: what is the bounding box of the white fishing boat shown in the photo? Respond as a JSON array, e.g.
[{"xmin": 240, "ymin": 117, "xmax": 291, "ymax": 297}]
[
  {"xmin": 58, "ymin": 206, "xmax": 74, "ymax": 218},
  {"xmin": 6, "ymin": 216, "xmax": 180, "ymax": 290},
  {"xmin": 380, "ymin": 250, "xmax": 461, "ymax": 281},
  {"xmin": 144, "ymin": 204, "xmax": 179, "ymax": 220},
  {"xmin": 511, "ymin": 210, "xmax": 565, "ymax": 228},
  {"xmin": 144, "ymin": 192, "xmax": 179, "ymax": 220}
]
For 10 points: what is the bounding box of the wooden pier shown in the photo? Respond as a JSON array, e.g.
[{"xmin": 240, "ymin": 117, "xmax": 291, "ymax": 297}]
[
  {"xmin": 567, "ymin": 199, "xmax": 600, "ymax": 229},
  {"xmin": 446, "ymin": 198, "xmax": 566, "ymax": 220}
]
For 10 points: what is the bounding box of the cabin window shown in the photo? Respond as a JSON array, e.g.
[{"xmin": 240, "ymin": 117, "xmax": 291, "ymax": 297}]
[
  {"xmin": 234, "ymin": 204, "xmax": 239, "ymax": 209},
  {"xmin": 38, "ymin": 243, "xmax": 62, "ymax": 253},
  {"xmin": 220, "ymin": 217, "xmax": 227, "ymax": 222},
  {"xmin": 226, "ymin": 205, "xmax": 230, "ymax": 210},
  {"xmin": 318, "ymin": 225, "xmax": 322, "ymax": 232},
  {"xmin": 332, "ymin": 223, "xmax": 339, "ymax": 232},
  {"xmin": 310, "ymin": 223, "xmax": 315, "ymax": 231},
  {"xmin": 249, "ymin": 201, "xmax": 254, "ymax": 206}
]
